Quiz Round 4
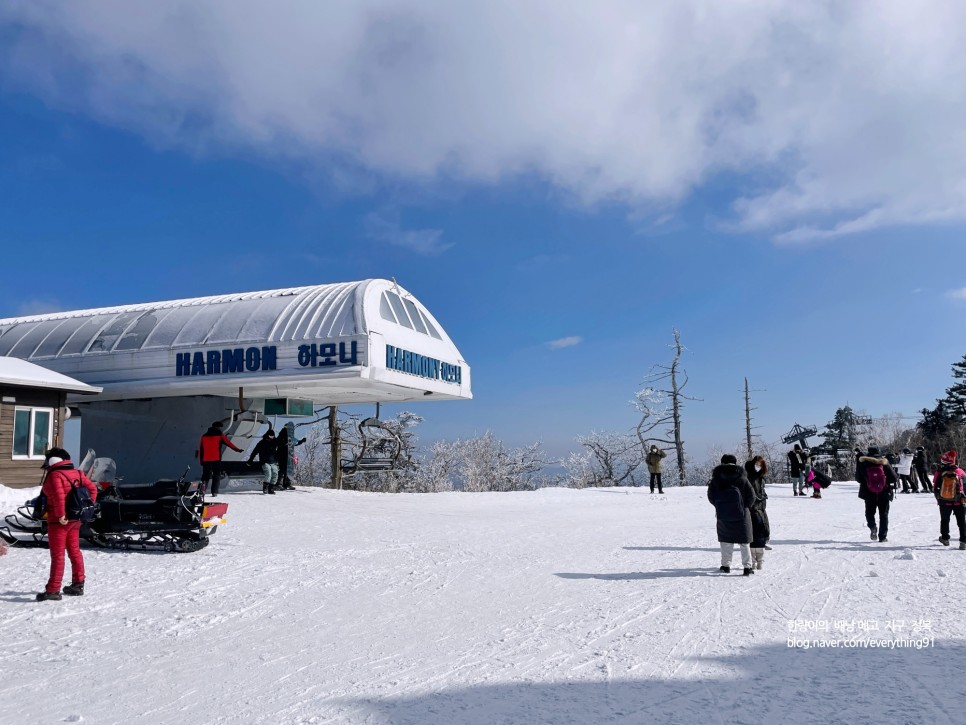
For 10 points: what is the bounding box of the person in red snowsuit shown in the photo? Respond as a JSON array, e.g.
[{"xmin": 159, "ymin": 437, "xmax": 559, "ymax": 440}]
[
  {"xmin": 198, "ymin": 422, "xmax": 243, "ymax": 496},
  {"xmin": 37, "ymin": 448, "xmax": 98, "ymax": 601}
]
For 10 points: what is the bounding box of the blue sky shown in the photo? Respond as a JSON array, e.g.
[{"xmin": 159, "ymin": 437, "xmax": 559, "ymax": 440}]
[{"xmin": 1, "ymin": 2, "xmax": 965, "ymax": 461}]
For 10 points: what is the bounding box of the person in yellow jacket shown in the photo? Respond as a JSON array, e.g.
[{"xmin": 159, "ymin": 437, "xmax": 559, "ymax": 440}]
[{"xmin": 646, "ymin": 445, "xmax": 668, "ymax": 494}]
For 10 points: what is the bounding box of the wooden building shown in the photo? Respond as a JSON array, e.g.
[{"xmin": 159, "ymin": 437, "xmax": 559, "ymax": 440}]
[{"xmin": 0, "ymin": 357, "xmax": 101, "ymax": 489}]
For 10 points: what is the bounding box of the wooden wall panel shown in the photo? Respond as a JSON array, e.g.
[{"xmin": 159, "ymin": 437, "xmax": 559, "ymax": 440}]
[{"xmin": 0, "ymin": 386, "xmax": 67, "ymax": 489}]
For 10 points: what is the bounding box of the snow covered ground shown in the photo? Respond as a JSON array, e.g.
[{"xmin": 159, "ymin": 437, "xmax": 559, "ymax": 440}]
[{"xmin": 2, "ymin": 479, "xmax": 964, "ymax": 724}]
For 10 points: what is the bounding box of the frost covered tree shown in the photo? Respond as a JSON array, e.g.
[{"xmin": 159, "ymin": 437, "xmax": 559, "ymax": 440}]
[
  {"xmin": 572, "ymin": 430, "xmax": 642, "ymax": 487},
  {"xmin": 450, "ymin": 432, "xmax": 546, "ymax": 492},
  {"xmin": 346, "ymin": 411, "xmax": 423, "ymax": 493},
  {"xmin": 632, "ymin": 328, "xmax": 696, "ymax": 485},
  {"xmin": 410, "ymin": 440, "xmax": 458, "ymax": 492}
]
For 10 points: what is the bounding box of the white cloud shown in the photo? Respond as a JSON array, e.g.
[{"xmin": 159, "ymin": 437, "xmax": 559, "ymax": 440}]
[
  {"xmin": 16, "ymin": 298, "xmax": 63, "ymax": 316},
  {"xmin": 364, "ymin": 209, "xmax": 452, "ymax": 255},
  {"xmin": 3, "ymin": 1, "xmax": 966, "ymax": 241},
  {"xmin": 548, "ymin": 336, "xmax": 582, "ymax": 349},
  {"xmin": 947, "ymin": 288, "xmax": 966, "ymax": 300}
]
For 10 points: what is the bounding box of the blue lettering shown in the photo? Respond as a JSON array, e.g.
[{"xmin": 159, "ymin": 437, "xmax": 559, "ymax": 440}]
[
  {"xmin": 339, "ymin": 341, "xmax": 358, "ymax": 365},
  {"xmin": 245, "ymin": 347, "xmax": 260, "ymax": 371},
  {"xmin": 223, "ymin": 349, "xmax": 244, "ymax": 373},
  {"xmin": 319, "ymin": 343, "xmax": 336, "ymax": 367},
  {"xmin": 298, "ymin": 345, "xmax": 311, "ymax": 367},
  {"xmin": 261, "ymin": 346, "xmax": 276, "ymax": 371},
  {"xmin": 382, "ymin": 345, "xmax": 458, "ymax": 383},
  {"xmin": 191, "ymin": 352, "xmax": 206, "ymax": 376},
  {"xmin": 206, "ymin": 350, "xmax": 221, "ymax": 375},
  {"xmin": 176, "ymin": 352, "xmax": 191, "ymax": 377}
]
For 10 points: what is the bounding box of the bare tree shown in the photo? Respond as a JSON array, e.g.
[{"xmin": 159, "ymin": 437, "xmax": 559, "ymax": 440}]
[
  {"xmin": 744, "ymin": 377, "xmax": 753, "ymax": 459},
  {"xmin": 328, "ymin": 405, "xmax": 342, "ymax": 489},
  {"xmin": 632, "ymin": 328, "xmax": 698, "ymax": 485}
]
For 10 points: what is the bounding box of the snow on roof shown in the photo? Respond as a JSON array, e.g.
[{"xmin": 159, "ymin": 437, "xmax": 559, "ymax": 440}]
[{"xmin": 0, "ymin": 356, "xmax": 102, "ymax": 394}]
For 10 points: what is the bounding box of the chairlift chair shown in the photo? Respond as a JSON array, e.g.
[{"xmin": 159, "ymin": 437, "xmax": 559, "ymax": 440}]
[{"xmin": 340, "ymin": 417, "xmax": 403, "ymax": 475}]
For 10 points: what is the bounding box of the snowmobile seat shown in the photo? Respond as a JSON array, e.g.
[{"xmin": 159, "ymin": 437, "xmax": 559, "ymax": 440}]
[{"xmin": 113, "ymin": 479, "xmax": 187, "ymax": 501}]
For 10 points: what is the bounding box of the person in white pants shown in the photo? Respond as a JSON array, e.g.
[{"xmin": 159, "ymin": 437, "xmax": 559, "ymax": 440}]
[{"xmin": 707, "ymin": 454, "xmax": 756, "ymax": 575}]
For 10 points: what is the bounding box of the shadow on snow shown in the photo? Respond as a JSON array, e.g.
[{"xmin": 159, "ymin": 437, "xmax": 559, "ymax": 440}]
[{"xmin": 347, "ymin": 640, "xmax": 957, "ymax": 725}]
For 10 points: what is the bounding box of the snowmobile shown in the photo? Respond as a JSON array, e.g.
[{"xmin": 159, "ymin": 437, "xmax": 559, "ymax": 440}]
[{"xmin": 0, "ymin": 451, "xmax": 228, "ymax": 553}]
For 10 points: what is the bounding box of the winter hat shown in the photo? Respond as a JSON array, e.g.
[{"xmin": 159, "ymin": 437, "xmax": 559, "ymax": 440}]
[
  {"xmin": 720, "ymin": 454, "xmax": 738, "ymax": 465},
  {"xmin": 42, "ymin": 447, "xmax": 71, "ymax": 469},
  {"xmin": 941, "ymin": 450, "xmax": 958, "ymax": 465},
  {"xmin": 917, "ymin": 446, "xmax": 925, "ymax": 451},
  {"xmin": 902, "ymin": 447, "xmax": 911, "ymax": 454},
  {"xmin": 867, "ymin": 446, "xmax": 880, "ymax": 456}
]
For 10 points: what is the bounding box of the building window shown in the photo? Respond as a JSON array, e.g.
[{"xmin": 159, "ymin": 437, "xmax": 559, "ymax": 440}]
[{"xmin": 12, "ymin": 407, "xmax": 53, "ymax": 459}]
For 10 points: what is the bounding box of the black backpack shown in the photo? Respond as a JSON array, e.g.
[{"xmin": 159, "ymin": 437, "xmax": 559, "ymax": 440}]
[{"xmin": 66, "ymin": 475, "xmax": 98, "ymax": 523}]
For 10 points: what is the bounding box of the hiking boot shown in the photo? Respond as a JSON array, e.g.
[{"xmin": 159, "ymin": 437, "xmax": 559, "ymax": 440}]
[
  {"xmin": 268, "ymin": 487, "xmax": 276, "ymax": 495},
  {"xmin": 870, "ymin": 527, "xmax": 877, "ymax": 541},
  {"xmin": 743, "ymin": 567, "xmax": 754, "ymax": 576},
  {"xmin": 940, "ymin": 536, "xmax": 950, "ymax": 546},
  {"xmin": 879, "ymin": 537, "xmax": 888, "ymax": 543},
  {"xmin": 62, "ymin": 582, "xmax": 84, "ymax": 597},
  {"xmin": 36, "ymin": 591, "xmax": 62, "ymax": 602},
  {"xmin": 719, "ymin": 566, "xmax": 730, "ymax": 573},
  {"xmin": 658, "ymin": 489, "xmax": 664, "ymax": 494},
  {"xmin": 960, "ymin": 541, "xmax": 966, "ymax": 550},
  {"xmin": 262, "ymin": 484, "xmax": 268, "ymax": 494}
]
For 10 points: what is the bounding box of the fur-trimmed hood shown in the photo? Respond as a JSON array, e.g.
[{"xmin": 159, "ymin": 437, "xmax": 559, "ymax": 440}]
[{"xmin": 858, "ymin": 456, "xmax": 888, "ymax": 465}]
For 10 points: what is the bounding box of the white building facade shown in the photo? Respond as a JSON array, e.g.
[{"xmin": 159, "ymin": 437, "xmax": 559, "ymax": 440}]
[{"xmin": 0, "ymin": 280, "xmax": 471, "ymax": 481}]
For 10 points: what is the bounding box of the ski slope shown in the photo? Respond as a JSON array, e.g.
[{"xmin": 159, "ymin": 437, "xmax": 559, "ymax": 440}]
[{"xmin": 1, "ymin": 480, "xmax": 964, "ymax": 724}]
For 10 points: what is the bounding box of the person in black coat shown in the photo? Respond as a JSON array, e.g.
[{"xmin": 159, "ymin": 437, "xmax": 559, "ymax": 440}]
[
  {"xmin": 248, "ymin": 429, "xmax": 280, "ymax": 495},
  {"xmin": 788, "ymin": 444, "xmax": 808, "ymax": 496},
  {"xmin": 744, "ymin": 455, "xmax": 770, "ymax": 570},
  {"xmin": 855, "ymin": 446, "xmax": 898, "ymax": 542},
  {"xmin": 708, "ymin": 454, "xmax": 756, "ymax": 575},
  {"xmin": 914, "ymin": 446, "xmax": 933, "ymax": 493}
]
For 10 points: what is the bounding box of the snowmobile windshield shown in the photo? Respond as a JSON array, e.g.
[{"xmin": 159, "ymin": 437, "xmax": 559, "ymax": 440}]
[
  {"xmin": 89, "ymin": 458, "xmax": 117, "ymax": 486},
  {"xmin": 78, "ymin": 449, "xmax": 97, "ymax": 476}
]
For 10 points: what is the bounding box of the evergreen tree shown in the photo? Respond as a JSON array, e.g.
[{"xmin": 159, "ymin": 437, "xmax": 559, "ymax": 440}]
[
  {"xmin": 943, "ymin": 354, "xmax": 966, "ymax": 421},
  {"xmin": 821, "ymin": 406, "xmax": 860, "ymax": 451},
  {"xmin": 917, "ymin": 400, "xmax": 953, "ymax": 441}
]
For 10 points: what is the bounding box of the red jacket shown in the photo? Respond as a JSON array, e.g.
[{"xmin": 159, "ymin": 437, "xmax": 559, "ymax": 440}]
[
  {"xmin": 199, "ymin": 429, "xmax": 243, "ymax": 463},
  {"xmin": 42, "ymin": 462, "xmax": 98, "ymax": 521}
]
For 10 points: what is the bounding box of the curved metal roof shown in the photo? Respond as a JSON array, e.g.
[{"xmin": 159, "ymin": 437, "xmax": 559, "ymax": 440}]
[
  {"xmin": 0, "ymin": 279, "xmax": 470, "ymax": 404},
  {"xmin": 0, "ymin": 281, "xmax": 378, "ymax": 360}
]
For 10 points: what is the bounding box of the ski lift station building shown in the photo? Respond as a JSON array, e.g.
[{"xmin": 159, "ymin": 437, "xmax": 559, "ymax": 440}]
[{"xmin": 0, "ymin": 279, "xmax": 471, "ymax": 482}]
